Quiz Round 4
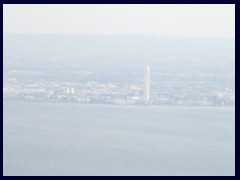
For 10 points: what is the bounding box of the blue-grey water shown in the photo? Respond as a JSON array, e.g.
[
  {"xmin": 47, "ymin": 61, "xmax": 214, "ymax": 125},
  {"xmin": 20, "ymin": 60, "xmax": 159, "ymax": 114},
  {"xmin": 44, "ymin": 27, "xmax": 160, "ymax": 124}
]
[{"xmin": 3, "ymin": 100, "xmax": 235, "ymax": 176}]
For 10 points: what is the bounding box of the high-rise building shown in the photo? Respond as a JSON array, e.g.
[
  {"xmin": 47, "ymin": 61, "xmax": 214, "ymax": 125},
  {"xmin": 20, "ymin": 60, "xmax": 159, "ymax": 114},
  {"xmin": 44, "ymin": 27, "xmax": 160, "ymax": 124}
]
[{"xmin": 144, "ymin": 66, "xmax": 150, "ymax": 101}]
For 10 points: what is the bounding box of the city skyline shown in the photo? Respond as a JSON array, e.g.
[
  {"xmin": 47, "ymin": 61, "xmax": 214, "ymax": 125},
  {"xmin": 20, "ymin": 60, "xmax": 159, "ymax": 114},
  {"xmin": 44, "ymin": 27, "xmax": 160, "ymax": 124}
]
[{"xmin": 3, "ymin": 33, "xmax": 234, "ymax": 106}]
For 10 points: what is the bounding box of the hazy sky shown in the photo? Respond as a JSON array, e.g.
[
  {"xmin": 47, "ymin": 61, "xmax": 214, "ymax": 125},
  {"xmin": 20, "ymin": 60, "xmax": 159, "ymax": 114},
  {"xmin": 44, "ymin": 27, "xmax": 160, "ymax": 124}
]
[{"xmin": 3, "ymin": 4, "xmax": 235, "ymax": 38}]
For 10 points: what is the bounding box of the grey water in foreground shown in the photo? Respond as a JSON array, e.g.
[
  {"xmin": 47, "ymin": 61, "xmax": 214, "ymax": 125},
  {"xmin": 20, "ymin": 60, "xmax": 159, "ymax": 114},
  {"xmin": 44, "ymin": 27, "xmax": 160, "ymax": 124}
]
[{"xmin": 3, "ymin": 100, "xmax": 235, "ymax": 176}]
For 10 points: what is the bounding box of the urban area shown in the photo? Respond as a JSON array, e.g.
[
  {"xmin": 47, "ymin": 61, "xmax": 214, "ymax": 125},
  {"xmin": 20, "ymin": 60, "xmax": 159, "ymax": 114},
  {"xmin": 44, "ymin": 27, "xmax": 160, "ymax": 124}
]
[{"xmin": 3, "ymin": 65, "xmax": 235, "ymax": 106}]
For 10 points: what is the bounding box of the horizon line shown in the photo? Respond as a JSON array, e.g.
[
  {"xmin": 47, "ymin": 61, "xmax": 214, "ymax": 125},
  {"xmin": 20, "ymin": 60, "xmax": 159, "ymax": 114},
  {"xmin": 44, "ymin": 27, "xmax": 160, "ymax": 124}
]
[{"xmin": 3, "ymin": 33, "xmax": 235, "ymax": 39}]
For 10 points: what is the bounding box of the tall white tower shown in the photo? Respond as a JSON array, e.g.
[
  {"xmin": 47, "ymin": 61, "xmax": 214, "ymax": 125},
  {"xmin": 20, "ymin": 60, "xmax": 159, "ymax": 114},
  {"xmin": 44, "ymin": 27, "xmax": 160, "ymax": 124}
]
[{"xmin": 144, "ymin": 66, "xmax": 150, "ymax": 101}]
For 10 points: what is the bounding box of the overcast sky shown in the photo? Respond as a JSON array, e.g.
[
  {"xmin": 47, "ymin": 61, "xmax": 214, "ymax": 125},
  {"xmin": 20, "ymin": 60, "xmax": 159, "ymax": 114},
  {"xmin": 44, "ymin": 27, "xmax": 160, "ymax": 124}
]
[{"xmin": 3, "ymin": 4, "xmax": 235, "ymax": 38}]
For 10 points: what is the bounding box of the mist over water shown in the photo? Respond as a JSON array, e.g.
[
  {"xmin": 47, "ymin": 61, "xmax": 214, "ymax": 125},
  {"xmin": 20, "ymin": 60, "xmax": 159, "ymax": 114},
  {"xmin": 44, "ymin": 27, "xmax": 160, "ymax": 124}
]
[{"xmin": 3, "ymin": 100, "xmax": 235, "ymax": 176}]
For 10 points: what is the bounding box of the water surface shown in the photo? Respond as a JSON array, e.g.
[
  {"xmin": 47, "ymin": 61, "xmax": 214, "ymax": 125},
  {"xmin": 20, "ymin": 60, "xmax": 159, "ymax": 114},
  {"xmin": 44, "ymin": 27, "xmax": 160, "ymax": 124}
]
[{"xmin": 3, "ymin": 101, "xmax": 235, "ymax": 176}]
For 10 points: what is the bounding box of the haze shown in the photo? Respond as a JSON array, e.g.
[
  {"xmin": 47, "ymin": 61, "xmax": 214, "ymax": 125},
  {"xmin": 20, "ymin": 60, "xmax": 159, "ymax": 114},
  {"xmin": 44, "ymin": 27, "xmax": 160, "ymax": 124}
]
[
  {"xmin": 3, "ymin": 4, "xmax": 235, "ymax": 38},
  {"xmin": 3, "ymin": 4, "xmax": 235, "ymax": 176}
]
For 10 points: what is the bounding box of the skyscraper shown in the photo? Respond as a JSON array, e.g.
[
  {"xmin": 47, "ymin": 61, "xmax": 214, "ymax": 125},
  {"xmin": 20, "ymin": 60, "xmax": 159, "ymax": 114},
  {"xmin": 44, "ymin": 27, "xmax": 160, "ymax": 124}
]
[{"xmin": 144, "ymin": 66, "xmax": 150, "ymax": 101}]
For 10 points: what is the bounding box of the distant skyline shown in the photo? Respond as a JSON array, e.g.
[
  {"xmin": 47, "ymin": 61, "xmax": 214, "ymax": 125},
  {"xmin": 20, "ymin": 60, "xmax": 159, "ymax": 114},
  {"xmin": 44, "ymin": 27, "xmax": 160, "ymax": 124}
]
[{"xmin": 3, "ymin": 4, "xmax": 235, "ymax": 38}]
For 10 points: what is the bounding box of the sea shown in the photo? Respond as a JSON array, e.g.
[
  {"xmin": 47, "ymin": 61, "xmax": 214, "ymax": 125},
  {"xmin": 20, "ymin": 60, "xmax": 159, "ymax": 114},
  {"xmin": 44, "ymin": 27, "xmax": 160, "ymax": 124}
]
[{"xmin": 3, "ymin": 100, "xmax": 235, "ymax": 176}]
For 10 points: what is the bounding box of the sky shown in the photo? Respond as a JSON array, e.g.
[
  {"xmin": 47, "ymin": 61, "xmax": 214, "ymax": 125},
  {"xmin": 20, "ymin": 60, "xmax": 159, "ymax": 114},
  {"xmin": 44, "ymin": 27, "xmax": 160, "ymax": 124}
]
[{"xmin": 3, "ymin": 4, "xmax": 235, "ymax": 38}]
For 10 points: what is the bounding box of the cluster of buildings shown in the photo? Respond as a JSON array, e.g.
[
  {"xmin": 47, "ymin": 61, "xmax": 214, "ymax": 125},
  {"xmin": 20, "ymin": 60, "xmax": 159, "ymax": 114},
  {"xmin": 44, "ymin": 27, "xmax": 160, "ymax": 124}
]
[{"xmin": 3, "ymin": 66, "xmax": 235, "ymax": 106}]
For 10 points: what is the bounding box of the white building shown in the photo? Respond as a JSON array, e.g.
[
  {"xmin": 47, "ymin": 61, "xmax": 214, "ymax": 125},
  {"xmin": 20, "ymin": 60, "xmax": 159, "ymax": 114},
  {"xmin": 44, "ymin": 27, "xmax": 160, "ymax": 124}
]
[{"xmin": 144, "ymin": 66, "xmax": 150, "ymax": 101}]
